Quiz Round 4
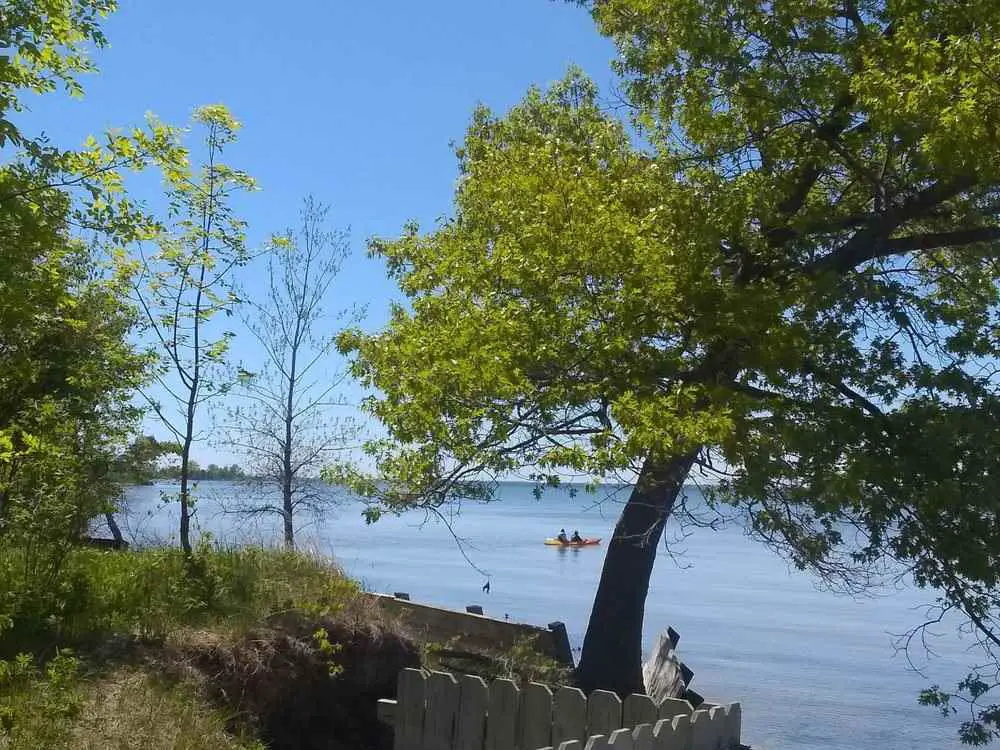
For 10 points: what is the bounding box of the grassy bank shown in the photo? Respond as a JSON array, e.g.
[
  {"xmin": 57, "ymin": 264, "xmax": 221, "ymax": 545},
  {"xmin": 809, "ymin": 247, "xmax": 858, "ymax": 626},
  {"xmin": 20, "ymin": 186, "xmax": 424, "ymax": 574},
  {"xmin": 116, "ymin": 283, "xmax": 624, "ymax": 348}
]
[
  {"xmin": 0, "ymin": 543, "xmax": 566, "ymax": 750},
  {"xmin": 0, "ymin": 543, "xmax": 379, "ymax": 750}
]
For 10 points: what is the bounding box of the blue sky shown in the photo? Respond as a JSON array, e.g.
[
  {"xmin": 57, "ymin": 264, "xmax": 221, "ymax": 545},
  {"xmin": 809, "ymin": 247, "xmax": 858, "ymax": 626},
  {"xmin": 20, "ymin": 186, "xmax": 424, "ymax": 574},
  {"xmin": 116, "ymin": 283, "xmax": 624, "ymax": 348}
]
[{"xmin": 17, "ymin": 0, "xmax": 619, "ymax": 465}]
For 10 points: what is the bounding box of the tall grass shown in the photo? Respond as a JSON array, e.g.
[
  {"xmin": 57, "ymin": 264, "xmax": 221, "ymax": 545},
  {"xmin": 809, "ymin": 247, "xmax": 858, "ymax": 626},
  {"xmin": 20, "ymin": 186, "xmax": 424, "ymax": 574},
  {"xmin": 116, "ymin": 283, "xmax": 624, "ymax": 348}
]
[
  {"xmin": 0, "ymin": 542, "xmax": 358, "ymax": 653},
  {"xmin": 0, "ymin": 542, "xmax": 359, "ymax": 748}
]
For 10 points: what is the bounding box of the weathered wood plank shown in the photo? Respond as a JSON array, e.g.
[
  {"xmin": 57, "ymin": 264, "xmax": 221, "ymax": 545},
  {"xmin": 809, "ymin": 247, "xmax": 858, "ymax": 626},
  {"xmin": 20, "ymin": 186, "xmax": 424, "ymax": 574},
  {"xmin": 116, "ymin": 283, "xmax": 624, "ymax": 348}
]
[
  {"xmin": 521, "ymin": 682, "xmax": 554, "ymax": 750},
  {"xmin": 424, "ymin": 671, "xmax": 460, "ymax": 750},
  {"xmin": 586, "ymin": 690, "xmax": 622, "ymax": 738},
  {"xmin": 631, "ymin": 723, "xmax": 653, "ymax": 750},
  {"xmin": 456, "ymin": 675, "xmax": 488, "ymax": 750},
  {"xmin": 553, "ymin": 686, "xmax": 587, "ymax": 747},
  {"xmin": 642, "ymin": 630, "xmax": 686, "ymax": 701},
  {"xmin": 486, "ymin": 678, "xmax": 520, "ymax": 750},
  {"xmin": 623, "ymin": 694, "xmax": 658, "ymax": 729},
  {"xmin": 395, "ymin": 668, "xmax": 428, "ymax": 750}
]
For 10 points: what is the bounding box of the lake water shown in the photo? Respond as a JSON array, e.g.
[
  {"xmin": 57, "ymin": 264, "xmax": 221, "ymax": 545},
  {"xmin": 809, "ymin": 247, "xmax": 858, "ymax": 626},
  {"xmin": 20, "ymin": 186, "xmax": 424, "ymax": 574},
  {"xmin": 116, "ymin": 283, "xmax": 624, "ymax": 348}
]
[{"xmin": 120, "ymin": 481, "xmax": 970, "ymax": 750}]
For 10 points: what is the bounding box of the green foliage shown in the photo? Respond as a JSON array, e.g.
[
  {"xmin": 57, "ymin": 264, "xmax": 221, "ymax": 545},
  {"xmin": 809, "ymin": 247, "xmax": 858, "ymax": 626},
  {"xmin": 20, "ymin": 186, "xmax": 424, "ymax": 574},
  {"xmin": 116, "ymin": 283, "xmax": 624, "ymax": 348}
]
[
  {"xmin": 0, "ymin": 544, "xmax": 357, "ymax": 650},
  {"xmin": 921, "ymin": 674, "xmax": 1000, "ymax": 746},
  {"xmin": 2, "ymin": 0, "xmax": 188, "ymax": 244},
  {"xmin": 109, "ymin": 435, "xmax": 182, "ymax": 485},
  {"xmin": 0, "ymin": 544, "xmax": 355, "ymax": 747},
  {"xmin": 127, "ymin": 105, "xmax": 256, "ymax": 554},
  {"xmin": 0, "ymin": 0, "xmax": 190, "ymax": 631},
  {"xmin": 151, "ymin": 461, "xmax": 247, "ymax": 482},
  {"xmin": 0, "ymin": 1, "xmax": 115, "ymax": 150},
  {"xmin": 0, "ymin": 650, "xmax": 82, "ymax": 748},
  {"xmin": 311, "ymin": 627, "xmax": 345, "ymax": 677},
  {"xmin": 0, "ymin": 171, "xmax": 150, "ymax": 595},
  {"xmin": 421, "ymin": 634, "xmax": 571, "ymax": 688},
  {"xmin": 496, "ymin": 635, "xmax": 572, "ymax": 688},
  {"xmin": 340, "ymin": 1, "xmax": 1000, "ymax": 739},
  {"xmin": 1, "ymin": 662, "xmax": 266, "ymax": 750}
]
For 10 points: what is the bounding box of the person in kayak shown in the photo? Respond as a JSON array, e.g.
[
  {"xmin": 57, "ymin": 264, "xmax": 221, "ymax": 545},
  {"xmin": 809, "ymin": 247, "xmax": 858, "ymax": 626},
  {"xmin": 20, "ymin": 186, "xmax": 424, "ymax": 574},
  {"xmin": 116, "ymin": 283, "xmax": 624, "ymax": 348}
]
[
  {"xmin": 556, "ymin": 529, "xmax": 569, "ymax": 544},
  {"xmin": 571, "ymin": 530, "xmax": 583, "ymax": 543}
]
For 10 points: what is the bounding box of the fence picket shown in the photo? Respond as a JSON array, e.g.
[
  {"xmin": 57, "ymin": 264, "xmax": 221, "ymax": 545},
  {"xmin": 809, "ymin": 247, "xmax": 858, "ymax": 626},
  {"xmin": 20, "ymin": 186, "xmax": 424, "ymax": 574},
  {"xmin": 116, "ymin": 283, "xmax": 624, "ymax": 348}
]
[
  {"xmin": 423, "ymin": 671, "xmax": 460, "ymax": 750},
  {"xmin": 521, "ymin": 683, "xmax": 554, "ymax": 750},
  {"xmin": 652, "ymin": 715, "xmax": 692, "ymax": 750},
  {"xmin": 623, "ymin": 695, "xmax": 658, "ymax": 729},
  {"xmin": 384, "ymin": 668, "xmax": 737, "ymax": 750},
  {"xmin": 553, "ymin": 687, "xmax": 587, "ymax": 747},
  {"xmin": 586, "ymin": 690, "xmax": 622, "ymax": 738},
  {"xmin": 630, "ymin": 723, "xmax": 653, "ymax": 750},
  {"xmin": 689, "ymin": 709, "xmax": 715, "ymax": 750},
  {"xmin": 395, "ymin": 669, "xmax": 428, "ymax": 750},
  {"xmin": 486, "ymin": 678, "xmax": 520, "ymax": 750},
  {"xmin": 455, "ymin": 675, "xmax": 488, "ymax": 750},
  {"xmin": 608, "ymin": 728, "xmax": 633, "ymax": 750},
  {"xmin": 657, "ymin": 698, "xmax": 693, "ymax": 723},
  {"xmin": 710, "ymin": 706, "xmax": 730, "ymax": 750},
  {"xmin": 722, "ymin": 703, "xmax": 741, "ymax": 749}
]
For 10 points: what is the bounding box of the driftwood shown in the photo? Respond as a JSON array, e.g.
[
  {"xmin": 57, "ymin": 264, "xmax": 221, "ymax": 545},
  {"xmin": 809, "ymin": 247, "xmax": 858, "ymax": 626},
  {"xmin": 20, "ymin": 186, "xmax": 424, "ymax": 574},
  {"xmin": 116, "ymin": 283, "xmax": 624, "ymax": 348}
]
[
  {"xmin": 81, "ymin": 536, "xmax": 129, "ymax": 551},
  {"xmin": 641, "ymin": 627, "xmax": 703, "ymax": 707}
]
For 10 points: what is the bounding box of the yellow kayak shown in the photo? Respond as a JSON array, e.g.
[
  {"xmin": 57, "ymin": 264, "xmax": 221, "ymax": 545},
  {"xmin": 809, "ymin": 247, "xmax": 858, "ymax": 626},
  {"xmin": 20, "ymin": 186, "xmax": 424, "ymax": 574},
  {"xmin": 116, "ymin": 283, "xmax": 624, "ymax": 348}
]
[{"xmin": 544, "ymin": 537, "xmax": 601, "ymax": 547}]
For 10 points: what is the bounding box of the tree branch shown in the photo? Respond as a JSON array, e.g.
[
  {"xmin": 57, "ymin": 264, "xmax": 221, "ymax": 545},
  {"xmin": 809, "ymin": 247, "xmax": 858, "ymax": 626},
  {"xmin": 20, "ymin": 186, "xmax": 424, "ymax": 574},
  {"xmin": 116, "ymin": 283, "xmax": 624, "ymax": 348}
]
[
  {"xmin": 807, "ymin": 177, "xmax": 978, "ymax": 274},
  {"xmin": 884, "ymin": 227, "xmax": 1000, "ymax": 254}
]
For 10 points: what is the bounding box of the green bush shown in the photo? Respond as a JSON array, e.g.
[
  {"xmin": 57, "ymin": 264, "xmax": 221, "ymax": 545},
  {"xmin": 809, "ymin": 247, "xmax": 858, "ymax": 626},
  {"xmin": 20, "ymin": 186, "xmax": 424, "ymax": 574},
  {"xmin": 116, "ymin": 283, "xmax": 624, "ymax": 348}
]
[{"xmin": 0, "ymin": 650, "xmax": 82, "ymax": 748}]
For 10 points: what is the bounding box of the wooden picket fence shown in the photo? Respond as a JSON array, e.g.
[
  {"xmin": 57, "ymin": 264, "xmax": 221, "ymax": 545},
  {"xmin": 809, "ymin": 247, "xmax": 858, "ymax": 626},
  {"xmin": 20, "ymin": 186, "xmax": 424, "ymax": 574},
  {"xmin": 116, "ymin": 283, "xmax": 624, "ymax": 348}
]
[{"xmin": 377, "ymin": 668, "xmax": 742, "ymax": 750}]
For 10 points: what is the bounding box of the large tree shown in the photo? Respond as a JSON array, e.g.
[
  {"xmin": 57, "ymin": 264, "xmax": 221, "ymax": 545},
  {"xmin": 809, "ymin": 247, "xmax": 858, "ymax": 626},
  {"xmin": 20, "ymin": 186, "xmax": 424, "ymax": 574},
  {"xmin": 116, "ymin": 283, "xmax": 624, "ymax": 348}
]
[{"xmin": 337, "ymin": 0, "xmax": 1000, "ymax": 734}]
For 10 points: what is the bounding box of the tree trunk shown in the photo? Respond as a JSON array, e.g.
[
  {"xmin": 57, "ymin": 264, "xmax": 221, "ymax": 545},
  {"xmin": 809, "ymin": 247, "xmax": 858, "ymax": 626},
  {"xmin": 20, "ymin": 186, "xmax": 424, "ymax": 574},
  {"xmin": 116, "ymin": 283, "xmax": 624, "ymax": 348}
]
[
  {"xmin": 282, "ymin": 491, "xmax": 294, "ymax": 548},
  {"xmin": 179, "ymin": 436, "xmax": 193, "ymax": 555},
  {"xmin": 281, "ymin": 319, "xmax": 300, "ymax": 549},
  {"xmin": 574, "ymin": 451, "xmax": 698, "ymax": 696},
  {"xmin": 105, "ymin": 508, "xmax": 125, "ymax": 547},
  {"xmin": 179, "ymin": 475, "xmax": 192, "ymax": 554}
]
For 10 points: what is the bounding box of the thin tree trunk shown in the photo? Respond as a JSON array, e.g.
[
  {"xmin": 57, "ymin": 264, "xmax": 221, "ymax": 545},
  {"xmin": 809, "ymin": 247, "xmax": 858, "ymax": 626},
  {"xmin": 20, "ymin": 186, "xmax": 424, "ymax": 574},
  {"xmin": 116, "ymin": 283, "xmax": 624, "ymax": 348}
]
[
  {"xmin": 281, "ymin": 299, "xmax": 302, "ymax": 549},
  {"xmin": 574, "ymin": 451, "xmax": 698, "ymax": 696},
  {"xmin": 281, "ymin": 358, "xmax": 298, "ymax": 549},
  {"xmin": 179, "ymin": 440, "xmax": 193, "ymax": 555}
]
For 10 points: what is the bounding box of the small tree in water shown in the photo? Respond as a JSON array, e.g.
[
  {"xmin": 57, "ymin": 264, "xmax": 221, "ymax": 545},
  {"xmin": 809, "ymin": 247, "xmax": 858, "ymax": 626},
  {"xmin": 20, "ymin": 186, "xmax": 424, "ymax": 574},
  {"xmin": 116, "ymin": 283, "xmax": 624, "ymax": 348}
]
[
  {"xmin": 222, "ymin": 197, "xmax": 359, "ymax": 548},
  {"xmin": 332, "ymin": 1, "xmax": 1000, "ymax": 742}
]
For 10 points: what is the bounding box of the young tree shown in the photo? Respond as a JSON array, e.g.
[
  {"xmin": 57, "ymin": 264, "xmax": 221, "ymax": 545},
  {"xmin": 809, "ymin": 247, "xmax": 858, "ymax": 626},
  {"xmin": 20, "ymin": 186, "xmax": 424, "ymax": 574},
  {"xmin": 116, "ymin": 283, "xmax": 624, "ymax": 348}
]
[
  {"xmin": 334, "ymin": 0, "xmax": 1000, "ymax": 732},
  {"xmin": 132, "ymin": 107, "xmax": 255, "ymax": 555},
  {"xmin": 222, "ymin": 197, "xmax": 356, "ymax": 548}
]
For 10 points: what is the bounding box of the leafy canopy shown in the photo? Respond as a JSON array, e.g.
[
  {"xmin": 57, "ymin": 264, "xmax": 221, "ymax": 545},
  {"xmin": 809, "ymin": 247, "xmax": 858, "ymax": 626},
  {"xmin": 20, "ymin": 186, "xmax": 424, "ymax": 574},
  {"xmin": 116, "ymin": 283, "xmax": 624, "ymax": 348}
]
[{"xmin": 340, "ymin": 1, "xmax": 1000, "ymax": 741}]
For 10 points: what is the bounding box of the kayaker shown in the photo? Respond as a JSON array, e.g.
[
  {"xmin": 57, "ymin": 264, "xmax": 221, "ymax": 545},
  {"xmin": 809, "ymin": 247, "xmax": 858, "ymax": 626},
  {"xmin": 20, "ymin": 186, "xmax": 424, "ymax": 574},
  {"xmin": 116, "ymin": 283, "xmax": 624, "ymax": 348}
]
[
  {"xmin": 557, "ymin": 529, "xmax": 569, "ymax": 544},
  {"xmin": 571, "ymin": 530, "xmax": 583, "ymax": 543}
]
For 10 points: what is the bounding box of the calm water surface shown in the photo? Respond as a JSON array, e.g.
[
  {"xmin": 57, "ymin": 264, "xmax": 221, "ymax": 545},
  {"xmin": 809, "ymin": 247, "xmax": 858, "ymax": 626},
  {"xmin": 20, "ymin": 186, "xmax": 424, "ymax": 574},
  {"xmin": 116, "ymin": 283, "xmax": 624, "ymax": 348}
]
[{"xmin": 122, "ymin": 481, "xmax": 969, "ymax": 750}]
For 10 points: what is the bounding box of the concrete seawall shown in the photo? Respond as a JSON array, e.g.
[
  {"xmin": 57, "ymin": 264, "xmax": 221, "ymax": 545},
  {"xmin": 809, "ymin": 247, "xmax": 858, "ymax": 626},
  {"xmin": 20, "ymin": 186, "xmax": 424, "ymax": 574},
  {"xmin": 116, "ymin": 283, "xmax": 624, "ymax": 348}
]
[{"xmin": 365, "ymin": 592, "xmax": 574, "ymax": 667}]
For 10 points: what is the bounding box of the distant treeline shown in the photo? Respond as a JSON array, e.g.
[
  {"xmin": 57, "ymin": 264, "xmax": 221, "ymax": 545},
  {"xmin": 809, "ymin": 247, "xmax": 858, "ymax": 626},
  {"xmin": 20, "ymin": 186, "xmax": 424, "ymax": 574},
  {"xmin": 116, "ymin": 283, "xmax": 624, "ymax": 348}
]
[{"xmin": 151, "ymin": 462, "xmax": 248, "ymax": 482}]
